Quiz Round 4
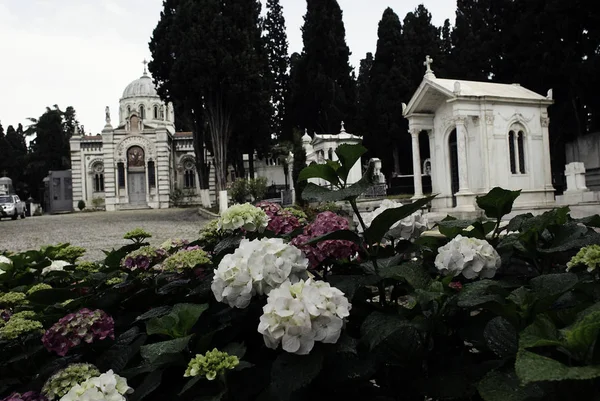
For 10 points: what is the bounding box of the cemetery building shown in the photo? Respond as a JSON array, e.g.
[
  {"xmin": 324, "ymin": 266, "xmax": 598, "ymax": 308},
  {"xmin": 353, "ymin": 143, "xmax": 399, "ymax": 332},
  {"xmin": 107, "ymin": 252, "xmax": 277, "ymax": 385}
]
[
  {"xmin": 403, "ymin": 57, "xmax": 556, "ymax": 212},
  {"xmin": 69, "ymin": 65, "xmax": 206, "ymax": 211}
]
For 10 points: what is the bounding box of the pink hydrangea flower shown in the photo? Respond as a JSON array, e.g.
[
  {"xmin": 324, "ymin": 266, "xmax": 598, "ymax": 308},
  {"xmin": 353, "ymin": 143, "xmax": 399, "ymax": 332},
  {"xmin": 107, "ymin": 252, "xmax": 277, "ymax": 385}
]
[
  {"xmin": 256, "ymin": 201, "xmax": 301, "ymax": 235},
  {"xmin": 42, "ymin": 309, "xmax": 115, "ymax": 356},
  {"xmin": 1, "ymin": 392, "xmax": 48, "ymax": 401},
  {"xmin": 290, "ymin": 212, "xmax": 359, "ymax": 268}
]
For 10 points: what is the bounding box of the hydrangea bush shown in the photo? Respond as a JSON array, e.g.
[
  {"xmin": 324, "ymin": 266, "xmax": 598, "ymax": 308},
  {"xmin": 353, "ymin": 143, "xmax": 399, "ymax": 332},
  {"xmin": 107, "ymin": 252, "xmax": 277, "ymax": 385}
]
[{"xmin": 1, "ymin": 144, "xmax": 600, "ymax": 400}]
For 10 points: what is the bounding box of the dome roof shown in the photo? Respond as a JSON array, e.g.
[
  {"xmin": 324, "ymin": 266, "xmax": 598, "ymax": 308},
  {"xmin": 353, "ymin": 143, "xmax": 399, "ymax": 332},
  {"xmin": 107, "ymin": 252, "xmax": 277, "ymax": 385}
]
[{"xmin": 122, "ymin": 73, "xmax": 158, "ymax": 99}]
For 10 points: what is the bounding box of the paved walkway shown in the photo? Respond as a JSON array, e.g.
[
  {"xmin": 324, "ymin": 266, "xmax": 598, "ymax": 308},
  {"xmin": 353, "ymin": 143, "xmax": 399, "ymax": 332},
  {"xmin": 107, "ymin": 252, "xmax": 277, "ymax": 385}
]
[{"xmin": 0, "ymin": 208, "xmax": 209, "ymax": 261}]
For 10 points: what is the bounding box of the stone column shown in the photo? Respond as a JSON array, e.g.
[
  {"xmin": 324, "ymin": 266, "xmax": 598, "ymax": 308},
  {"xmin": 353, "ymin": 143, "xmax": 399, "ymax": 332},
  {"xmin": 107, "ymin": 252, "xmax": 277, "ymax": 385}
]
[
  {"xmin": 155, "ymin": 129, "xmax": 171, "ymax": 208},
  {"xmin": 69, "ymin": 137, "xmax": 83, "ymax": 210},
  {"xmin": 455, "ymin": 117, "xmax": 470, "ymax": 193},
  {"xmin": 540, "ymin": 114, "xmax": 554, "ymax": 190},
  {"xmin": 102, "ymin": 128, "xmax": 117, "ymax": 211},
  {"xmin": 411, "ymin": 129, "xmax": 423, "ymax": 199}
]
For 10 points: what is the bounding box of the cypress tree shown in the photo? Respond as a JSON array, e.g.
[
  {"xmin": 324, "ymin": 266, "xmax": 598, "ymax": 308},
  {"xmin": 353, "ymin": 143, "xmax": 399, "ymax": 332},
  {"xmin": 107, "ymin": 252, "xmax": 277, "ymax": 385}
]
[
  {"xmin": 293, "ymin": 0, "xmax": 355, "ymax": 134},
  {"xmin": 355, "ymin": 52, "xmax": 373, "ymax": 137},
  {"xmin": 368, "ymin": 8, "xmax": 407, "ymax": 177},
  {"xmin": 264, "ymin": 0, "xmax": 289, "ymax": 141}
]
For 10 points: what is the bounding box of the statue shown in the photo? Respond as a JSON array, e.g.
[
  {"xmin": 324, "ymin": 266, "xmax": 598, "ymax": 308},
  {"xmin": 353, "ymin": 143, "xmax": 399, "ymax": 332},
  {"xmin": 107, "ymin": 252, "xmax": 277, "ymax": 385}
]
[{"xmin": 105, "ymin": 106, "xmax": 111, "ymax": 124}]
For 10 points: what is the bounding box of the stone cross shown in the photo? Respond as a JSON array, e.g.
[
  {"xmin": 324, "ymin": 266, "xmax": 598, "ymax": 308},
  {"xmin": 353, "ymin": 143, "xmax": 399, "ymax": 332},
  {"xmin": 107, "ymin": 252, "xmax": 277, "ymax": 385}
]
[
  {"xmin": 142, "ymin": 59, "xmax": 148, "ymax": 75},
  {"xmin": 1, "ymin": 170, "xmax": 7, "ymax": 177},
  {"xmin": 424, "ymin": 55, "xmax": 433, "ymax": 74}
]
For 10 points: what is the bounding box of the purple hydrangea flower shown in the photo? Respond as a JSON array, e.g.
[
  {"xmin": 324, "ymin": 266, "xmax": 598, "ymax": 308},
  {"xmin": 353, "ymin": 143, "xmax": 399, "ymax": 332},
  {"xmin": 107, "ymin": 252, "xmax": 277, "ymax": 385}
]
[
  {"xmin": 256, "ymin": 201, "xmax": 301, "ymax": 235},
  {"xmin": 291, "ymin": 212, "xmax": 359, "ymax": 268},
  {"xmin": 42, "ymin": 308, "xmax": 115, "ymax": 356}
]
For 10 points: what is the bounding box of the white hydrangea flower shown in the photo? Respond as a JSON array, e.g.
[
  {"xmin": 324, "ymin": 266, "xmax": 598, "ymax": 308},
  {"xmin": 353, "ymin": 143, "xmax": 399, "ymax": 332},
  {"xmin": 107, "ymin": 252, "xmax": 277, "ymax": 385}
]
[
  {"xmin": 0, "ymin": 255, "xmax": 10, "ymax": 275},
  {"xmin": 42, "ymin": 260, "xmax": 70, "ymax": 276},
  {"xmin": 218, "ymin": 203, "xmax": 269, "ymax": 232},
  {"xmin": 359, "ymin": 199, "xmax": 428, "ymax": 240},
  {"xmin": 60, "ymin": 369, "xmax": 133, "ymax": 401},
  {"xmin": 212, "ymin": 238, "xmax": 308, "ymax": 308},
  {"xmin": 258, "ymin": 278, "xmax": 351, "ymax": 355},
  {"xmin": 435, "ymin": 234, "xmax": 501, "ymax": 279}
]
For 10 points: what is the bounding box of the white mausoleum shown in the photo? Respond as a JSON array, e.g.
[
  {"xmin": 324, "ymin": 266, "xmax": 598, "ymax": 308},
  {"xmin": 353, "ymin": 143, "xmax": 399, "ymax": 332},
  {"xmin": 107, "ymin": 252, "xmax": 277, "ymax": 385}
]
[
  {"xmin": 70, "ymin": 64, "xmax": 202, "ymax": 211},
  {"xmin": 403, "ymin": 57, "xmax": 555, "ymax": 212}
]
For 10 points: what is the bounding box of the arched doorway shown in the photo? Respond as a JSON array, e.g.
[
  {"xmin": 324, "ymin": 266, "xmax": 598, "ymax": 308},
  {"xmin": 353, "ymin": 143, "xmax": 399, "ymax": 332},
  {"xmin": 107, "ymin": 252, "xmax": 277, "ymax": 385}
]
[
  {"xmin": 127, "ymin": 146, "xmax": 147, "ymax": 205},
  {"xmin": 448, "ymin": 129, "xmax": 459, "ymax": 207}
]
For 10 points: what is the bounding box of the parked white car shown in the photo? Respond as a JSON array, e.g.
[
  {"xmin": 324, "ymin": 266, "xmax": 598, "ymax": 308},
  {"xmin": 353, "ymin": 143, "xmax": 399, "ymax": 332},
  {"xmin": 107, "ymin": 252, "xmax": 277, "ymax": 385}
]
[{"xmin": 0, "ymin": 195, "xmax": 26, "ymax": 220}]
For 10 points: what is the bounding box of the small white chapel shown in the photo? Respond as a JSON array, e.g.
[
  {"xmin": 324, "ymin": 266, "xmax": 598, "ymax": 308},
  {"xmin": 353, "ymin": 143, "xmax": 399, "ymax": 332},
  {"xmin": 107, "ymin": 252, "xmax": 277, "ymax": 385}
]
[
  {"xmin": 69, "ymin": 63, "xmax": 200, "ymax": 211},
  {"xmin": 403, "ymin": 56, "xmax": 556, "ymax": 212}
]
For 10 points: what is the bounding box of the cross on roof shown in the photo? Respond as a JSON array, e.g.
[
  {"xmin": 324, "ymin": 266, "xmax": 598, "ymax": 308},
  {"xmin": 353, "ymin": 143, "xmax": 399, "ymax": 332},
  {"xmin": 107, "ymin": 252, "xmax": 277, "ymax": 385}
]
[
  {"xmin": 142, "ymin": 59, "xmax": 148, "ymax": 75},
  {"xmin": 423, "ymin": 55, "xmax": 434, "ymax": 74},
  {"xmin": 1, "ymin": 170, "xmax": 7, "ymax": 177}
]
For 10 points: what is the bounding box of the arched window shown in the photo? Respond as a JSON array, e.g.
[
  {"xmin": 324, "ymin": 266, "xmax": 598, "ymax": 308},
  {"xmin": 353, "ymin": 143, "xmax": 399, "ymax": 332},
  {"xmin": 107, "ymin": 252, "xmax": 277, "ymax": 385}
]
[
  {"xmin": 92, "ymin": 162, "xmax": 104, "ymax": 192},
  {"xmin": 508, "ymin": 127, "xmax": 526, "ymax": 174},
  {"xmin": 139, "ymin": 105, "xmax": 145, "ymax": 119},
  {"xmin": 153, "ymin": 105, "xmax": 159, "ymax": 119},
  {"xmin": 183, "ymin": 158, "xmax": 196, "ymax": 189},
  {"xmin": 127, "ymin": 105, "xmax": 131, "ymax": 115}
]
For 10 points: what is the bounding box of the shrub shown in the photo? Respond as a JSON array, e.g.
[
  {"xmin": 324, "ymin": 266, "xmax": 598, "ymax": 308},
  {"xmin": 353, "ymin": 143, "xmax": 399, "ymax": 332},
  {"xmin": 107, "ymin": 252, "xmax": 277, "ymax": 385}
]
[
  {"xmin": 228, "ymin": 178, "xmax": 249, "ymax": 204},
  {"xmin": 77, "ymin": 200, "xmax": 85, "ymax": 211},
  {"xmin": 91, "ymin": 197, "xmax": 104, "ymax": 209},
  {"xmin": 248, "ymin": 176, "xmax": 268, "ymax": 201}
]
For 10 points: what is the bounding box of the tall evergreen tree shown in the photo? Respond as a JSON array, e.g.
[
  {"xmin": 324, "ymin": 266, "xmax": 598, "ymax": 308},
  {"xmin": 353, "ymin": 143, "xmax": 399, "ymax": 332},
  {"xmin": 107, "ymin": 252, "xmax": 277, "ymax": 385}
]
[
  {"xmin": 355, "ymin": 52, "xmax": 373, "ymax": 136},
  {"xmin": 368, "ymin": 8, "xmax": 408, "ymax": 177},
  {"xmin": 291, "ymin": 0, "xmax": 356, "ymax": 134},
  {"xmin": 264, "ymin": 0, "xmax": 289, "ymax": 140}
]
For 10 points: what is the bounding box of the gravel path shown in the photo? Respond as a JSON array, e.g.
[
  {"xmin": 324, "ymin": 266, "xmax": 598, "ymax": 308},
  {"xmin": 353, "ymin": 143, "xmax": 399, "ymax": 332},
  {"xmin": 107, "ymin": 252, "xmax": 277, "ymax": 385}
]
[{"xmin": 0, "ymin": 208, "xmax": 209, "ymax": 261}]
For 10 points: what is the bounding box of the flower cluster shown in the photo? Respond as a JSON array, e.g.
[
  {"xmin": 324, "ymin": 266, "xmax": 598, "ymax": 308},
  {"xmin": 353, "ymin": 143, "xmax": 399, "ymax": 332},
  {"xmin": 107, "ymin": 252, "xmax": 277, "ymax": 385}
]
[
  {"xmin": 360, "ymin": 199, "xmax": 428, "ymax": 240},
  {"xmin": 284, "ymin": 207, "xmax": 307, "ymax": 223},
  {"xmin": 160, "ymin": 247, "xmax": 211, "ymax": 273},
  {"xmin": 42, "ymin": 309, "xmax": 115, "ymax": 356},
  {"xmin": 258, "ymin": 278, "xmax": 351, "ymax": 355},
  {"xmin": 0, "ymin": 291, "xmax": 27, "ymax": 307},
  {"xmin": 212, "ymin": 238, "xmax": 308, "ymax": 308},
  {"xmin": 256, "ymin": 201, "xmax": 302, "ymax": 235},
  {"xmin": 105, "ymin": 276, "xmax": 126, "ymax": 286},
  {"xmin": 42, "ymin": 260, "xmax": 70, "ymax": 276},
  {"xmin": 218, "ymin": 203, "xmax": 269, "ymax": 233},
  {"xmin": 567, "ymin": 244, "xmax": 600, "ymax": 273},
  {"xmin": 60, "ymin": 370, "xmax": 133, "ymax": 401},
  {"xmin": 42, "ymin": 364, "xmax": 100, "ymax": 400},
  {"xmin": 121, "ymin": 246, "xmax": 166, "ymax": 271},
  {"xmin": 184, "ymin": 349, "xmax": 240, "ymax": 380},
  {"xmin": 1, "ymin": 392, "xmax": 48, "ymax": 401},
  {"xmin": 75, "ymin": 262, "xmax": 101, "ymax": 273},
  {"xmin": 27, "ymin": 283, "xmax": 52, "ymax": 295},
  {"xmin": 199, "ymin": 219, "xmax": 225, "ymax": 248},
  {"xmin": 0, "ymin": 315, "xmax": 43, "ymax": 340},
  {"xmin": 123, "ymin": 228, "xmax": 152, "ymax": 241},
  {"xmin": 159, "ymin": 238, "xmax": 190, "ymax": 253},
  {"xmin": 435, "ymin": 235, "xmax": 501, "ymax": 279},
  {"xmin": 291, "ymin": 211, "xmax": 359, "ymax": 268},
  {"xmin": 50, "ymin": 246, "xmax": 86, "ymax": 264}
]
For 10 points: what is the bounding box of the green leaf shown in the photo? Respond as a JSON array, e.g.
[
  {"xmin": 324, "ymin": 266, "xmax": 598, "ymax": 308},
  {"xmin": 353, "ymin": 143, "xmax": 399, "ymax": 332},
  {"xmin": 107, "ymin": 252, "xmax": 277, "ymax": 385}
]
[
  {"xmin": 136, "ymin": 306, "xmax": 173, "ymax": 321},
  {"xmin": 270, "ymin": 350, "xmax": 324, "ymax": 401},
  {"xmin": 476, "ymin": 187, "xmax": 521, "ymax": 219},
  {"xmin": 301, "ymin": 162, "xmax": 375, "ymax": 202},
  {"xmin": 519, "ymin": 315, "xmax": 562, "ymax": 350},
  {"xmin": 302, "ymin": 229, "xmax": 363, "ymax": 248},
  {"xmin": 179, "ymin": 376, "xmax": 201, "ymax": 395},
  {"xmin": 130, "ymin": 369, "xmax": 163, "ymax": 401},
  {"xmin": 515, "ymin": 350, "xmax": 600, "ymax": 384},
  {"xmin": 505, "ymin": 213, "xmax": 534, "ymax": 233},
  {"xmin": 364, "ymin": 195, "xmax": 436, "ymax": 245},
  {"xmin": 298, "ymin": 163, "xmax": 341, "ymax": 186},
  {"xmin": 478, "ymin": 370, "xmax": 544, "ymax": 401},
  {"xmin": 140, "ymin": 335, "xmax": 193, "ymax": 363},
  {"xmin": 530, "ymin": 273, "xmax": 578, "ymax": 298},
  {"xmin": 360, "ymin": 312, "xmax": 423, "ymax": 361},
  {"xmin": 484, "ymin": 317, "xmax": 518, "ymax": 358},
  {"xmin": 457, "ymin": 280, "xmax": 507, "ymax": 308},
  {"xmin": 327, "ymin": 275, "xmax": 380, "ymax": 301},
  {"xmin": 574, "ymin": 214, "xmax": 600, "ymax": 228},
  {"xmin": 437, "ymin": 219, "xmax": 478, "ymax": 239},
  {"xmin": 560, "ymin": 302, "xmax": 600, "ymax": 359},
  {"xmin": 223, "ymin": 342, "xmax": 246, "ymax": 359},
  {"xmin": 379, "ymin": 262, "xmax": 432, "ymax": 290},
  {"xmin": 335, "ymin": 143, "xmax": 367, "ymax": 183},
  {"xmin": 146, "ymin": 303, "xmax": 208, "ymax": 339},
  {"xmin": 26, "ymin": 288, "xmax": 75, "ymax": 304}
]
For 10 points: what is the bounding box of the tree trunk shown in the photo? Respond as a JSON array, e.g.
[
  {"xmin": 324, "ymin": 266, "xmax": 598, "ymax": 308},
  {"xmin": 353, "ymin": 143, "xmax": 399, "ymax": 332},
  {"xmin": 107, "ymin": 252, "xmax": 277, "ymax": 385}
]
[
  {"xmin": 248, "ymin": 151, "xmax": 255, "ymax": 179},
  {"xmin": 206, "ymin": 92, "xmax": 233, "ymax": 193},
  {"xmin": 192, "ymin": 117, "xmax": 209, "ymax": 190}
]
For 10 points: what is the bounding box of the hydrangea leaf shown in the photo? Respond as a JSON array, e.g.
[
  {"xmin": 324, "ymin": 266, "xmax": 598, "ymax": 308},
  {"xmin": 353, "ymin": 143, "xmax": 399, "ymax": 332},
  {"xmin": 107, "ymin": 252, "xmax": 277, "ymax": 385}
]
[
  {"xmin": 477, "ymin": 370, "xmax": 544, "ymax": 401},
  {"xmin": 136, "ymin": 306, "xmax": 173, "ymax": 322},
  {"xmin": 360, "ymin": 311, "xmax": 423, "ymax": 361},
  {"xmin": 519, "ymin": 314, "xmax": 562, "ymax": 350},
  {"xmin": 437, "ymin": 218, "xmax": 478, "ymax": 239},
  {"xmin": 476, "ymin": 187, "xmax": 521, "ymax": 219},
  {"xmin": 130, "ymin": 369, "xmax": 163, "ymax": 401},
  {"xmin": 515, "ymin": 349, "xmax": 600, "ymax": 384},
  {"xmin": 270, "ymin": 349, "xmax": 324, "ymax": 401},
  {"xmin": 364, "ymin": 195, "xmax": 436, "ymax": 246},
  {"xmin": 484, "ymin": 317, "xmax": 518, "ymax": 358},
  {"xmin": 335, "ymin": 143, "xmax": 367, "ymax": 183},
  {"xmin": 146, "ymin": 303, "xmax": 208, "ymax": 338},
  {"xmin": 560, "ymin": 302, "xmax": 600, "ymax": 359},
  {"xmin": 140, "ymin": 335, "xmax": 193, "ymax": 363},
  {"xmin": 379, "ymin": 261, "xmax": 432, "ymax": 290},
  {"xmin": 301, "ymin": 229, "xmax": 364, "ymax": 248},
  {"xmin": 301, "ymin": 163, "xmax": 375, "ymax": 202},
  {"xmin": 297, "ymin": 163, "xmax": 341, "ymax": 186}
]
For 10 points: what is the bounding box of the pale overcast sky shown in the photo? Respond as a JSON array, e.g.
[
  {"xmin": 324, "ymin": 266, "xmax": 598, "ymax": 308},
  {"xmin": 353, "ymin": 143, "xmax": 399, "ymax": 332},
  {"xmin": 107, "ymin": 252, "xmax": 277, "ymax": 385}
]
[{"xmin": 0, "ymin": 0, "xmax": 456, "ymax": 135}]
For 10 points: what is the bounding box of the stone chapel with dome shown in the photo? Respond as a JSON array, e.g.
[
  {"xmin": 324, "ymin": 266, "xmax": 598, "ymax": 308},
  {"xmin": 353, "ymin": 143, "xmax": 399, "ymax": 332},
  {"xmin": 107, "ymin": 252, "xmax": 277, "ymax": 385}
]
[{"xmin": 69, "ymin": 64, "xmax": 200, "ymax": 211}]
